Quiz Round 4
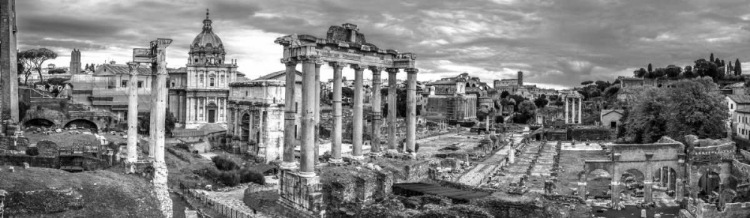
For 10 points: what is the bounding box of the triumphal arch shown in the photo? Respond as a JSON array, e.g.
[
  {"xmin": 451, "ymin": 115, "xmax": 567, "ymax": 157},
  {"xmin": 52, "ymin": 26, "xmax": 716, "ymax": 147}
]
[
  {"xmin": 274, "ymin": 23, "xmax": 418, "ymax": 215},
  {"xmin": 580, "ymin": 137, "xmax": 686, "ymax": 208}
]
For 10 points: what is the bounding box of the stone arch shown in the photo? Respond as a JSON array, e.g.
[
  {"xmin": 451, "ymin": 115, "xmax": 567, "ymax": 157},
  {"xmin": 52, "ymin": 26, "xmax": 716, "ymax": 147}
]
[
  {"xmin": 586, "ymin": 168, "xmax": 612, "ymax": 199},
  {"xmin": 24, "ymin": 118, "xmax": 56, "ymax": 128},
  {"xmin": 64, "ymin": 119, "xmax": 98, "ymax": 132},
  {"xmin": 240, "ymin": 111, "xmax": 251, "ymax": 141},
  {"xmin": 651, "ymin": 164, "xmax": 679, "ymax": 199}
]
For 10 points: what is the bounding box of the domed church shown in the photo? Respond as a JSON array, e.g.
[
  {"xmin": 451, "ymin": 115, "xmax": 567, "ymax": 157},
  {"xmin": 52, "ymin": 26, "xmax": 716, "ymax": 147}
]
[{"xmin": 168, "ymin": 9, "xmax": 238, "ymax": 132}]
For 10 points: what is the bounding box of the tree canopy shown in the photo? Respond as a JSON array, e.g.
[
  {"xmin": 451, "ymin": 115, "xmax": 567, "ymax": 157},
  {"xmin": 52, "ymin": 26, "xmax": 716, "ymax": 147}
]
[
  {"xmin": 622, "ymin": 77, "xmax": 728, "ymax": 143},
  {"xmin": 19, "ymin": 48, "xmax": 58, "ymax": 84}
]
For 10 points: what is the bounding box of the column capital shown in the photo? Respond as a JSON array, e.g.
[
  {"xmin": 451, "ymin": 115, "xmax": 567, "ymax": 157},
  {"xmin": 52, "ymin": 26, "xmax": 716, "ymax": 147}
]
[
  {"xmin": 127, "ymin": 62, "xmax": 139, "ymax": 74},
  {"xmin": 369, "ymin": 66, "xmax": 385, "ymax": 73},
  {"xmin": 351, "ymin": 64, "xmax": 367, "ymax": 71},
  {"xmin": 153, "ymin": 38, "xmax": 173, "ymax": 48},
  {"xmin": 329, "ymin": 61, "xmax": 347, "ymax": 69},
  {"xmin": 283, "ymin": 59, "xmax": 297, "ymax": 66},
  {"xmin": 385, "ymin": 68, "xmax": 400, "ymax": 74},
  {"xmin": 406, "ymin": 68, "xmax": 419, "ymax": 74},
  {"xmin": 315, "ymin": 59, "xmax": 325, "ymax": 67}
]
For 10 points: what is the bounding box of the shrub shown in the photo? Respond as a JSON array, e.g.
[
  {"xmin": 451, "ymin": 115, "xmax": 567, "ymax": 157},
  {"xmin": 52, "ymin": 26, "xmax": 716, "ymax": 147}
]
[
  {"xmin": 239, "ymin": 169, "xmax": 266, "ymax": 185},
  {"xmin": 212, "ymin": 155, "xmax": 239, "ymax": 171},
  {"xmin": 218, "ymin": 171, "xmax": 240, "ymax": 186},
  {"xmin": 25, "ymin": 147, "xmax": 40, "ymax": 156}
]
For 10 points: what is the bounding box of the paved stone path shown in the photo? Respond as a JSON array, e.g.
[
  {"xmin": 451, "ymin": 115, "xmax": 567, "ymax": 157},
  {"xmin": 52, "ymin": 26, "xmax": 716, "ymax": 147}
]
[{"xmin": 193, "ymin": 188, "xmax": 271, "ymax": 218}]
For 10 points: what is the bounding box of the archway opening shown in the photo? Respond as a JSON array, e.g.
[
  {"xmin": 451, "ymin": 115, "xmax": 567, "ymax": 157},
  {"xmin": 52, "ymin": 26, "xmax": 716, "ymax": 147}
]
[
  {"xmin": 241, "ymin": 113, "xmax": 250, "ymax": 141},
  {"xmin": 698, "ymin": 171, "xmax": 721, "ymax": 203},
  {"xmin": 586, "ymin": 169, "xmax": 612, "ymax": 200},
  {"xmin": 64, "ymin": 119, "xmax": 98, "ymax": 133},
  {"xmin": 652, "ymin": 166, "xmax": 678, "ymax": 200},
  {"xmin": 25, "ymin": 118, "xmax": 55, "ymax": 128},
  {"xmin": 620, "ymin": 169, "xmax": 645, "ymax": 201}
]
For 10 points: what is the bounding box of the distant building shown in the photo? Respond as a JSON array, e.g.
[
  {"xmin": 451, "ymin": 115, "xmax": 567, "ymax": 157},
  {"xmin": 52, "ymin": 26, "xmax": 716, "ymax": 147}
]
[
  {"xmin": 70, "ymin": 49, "xmax": 81, "ymax": 74},
  {"xmin": 168, "ymin": 10, "xmax": 238, "ymax": 131},
  {"xmin": 422, "ymin": 73, "xmax": 478, "ymax": 123},
  {"xmin": 736, "ymin": 109, "xmax": 750, "ymax": 140},
  {"xmin": 69, "ymin": 63, "xmax": 156, "ymax": 122},
  {"xmin": 600, "ymin": 109, "xmax": 624, "ymax": 129},
  {"xmin": 720, "ymin": 82, "xmax": 745, "ymax": 95}
]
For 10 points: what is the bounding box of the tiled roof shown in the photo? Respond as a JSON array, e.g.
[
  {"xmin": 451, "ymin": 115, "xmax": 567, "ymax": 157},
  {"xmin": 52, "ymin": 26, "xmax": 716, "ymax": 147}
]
[
  {"xmin": 254, "ymin": 70, "xmax": 303, "ymax": 81},
  {"xmin": 736, "ymin": 108, "xmax": 750, "ymax": 114},
  {"xmin": 428, "ymin": 80, "xmax": 459, "ymax": 85},
  {"xmin": 727, "ymin": 82, "xmax": 745, "ymax": 88},
  {"xmin": 199, "ymin": 123, "xmax": 227, "ymax": 133},
  {"xmin": 95, "ymin": 64, "xmax": 153, "ymax": 76},
  {"xmin": 728, "ymin": 95, "xmax": 750, "ymax": 104}
]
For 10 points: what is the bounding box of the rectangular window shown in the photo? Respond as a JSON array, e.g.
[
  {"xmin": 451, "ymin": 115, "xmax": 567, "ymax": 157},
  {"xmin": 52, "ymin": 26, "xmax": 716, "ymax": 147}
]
[
  {"xmin": 137, "ymin": 81, "xmax": 143, "ymax": 88},
  {"xmin": 731, "ymin": 104, "xmax": 734, "ymax": 109},
  {"xmin": 121, "ymin": 80, "xmax": 128, "ymax": 88},
  {"xmin": 295, "ymin": 102, "xmax": 298, "ymax": 113}
]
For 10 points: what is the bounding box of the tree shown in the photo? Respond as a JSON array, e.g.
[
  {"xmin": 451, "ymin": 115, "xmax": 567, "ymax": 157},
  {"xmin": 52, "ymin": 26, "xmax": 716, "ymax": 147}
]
[
  {"xmin": 595, "ymin": 80, "xmax": 610, "ymax": 91},
  {"xmin": 533, "ymin": 97, "xmax": 548, "ymax": 109},
  {"xmin": 683, "ymin": 66, "xmax": 695, "ymax": 78},
  {"xmin": 736, "ymin": 59, "xmax": 742, "ymax": 76},
  {"xmin": 19, "ymin": 48, "xmax": 58, "ymax": 84},
  {"xmin": 508, "ymin": 95, "xmax": 525, "ymax": 111},
  {"xmin": 665, "ymin": 66, "xmax": 681, "ymax": 78},
  {"xmin": 648, "ymin": 63, "xmax": 653, "ymax": 73},
  {"xmin": 603, "ymin": 86, "xmax": 620, "ymax": 98},
  {"xmin": 500, "ymin": 91, "xmax": 510, "ymax": 99},
  {"xmin": 634, "ymin": 68, "xmax": 647, "ymax": 78},
  {"xmin": 581, "ymin": 80, "xmax": 593, "ymax": 86},
  {"xmin": 623, "ymin": 77, "xmax": 728, "ymax": 143},
  {"xmin": 517, "ymin": 100, "xmax": 537, "ymax": 124},
  {"xmin": 710, "ymin": 53, "xmax": 714, "ymax": 62}
]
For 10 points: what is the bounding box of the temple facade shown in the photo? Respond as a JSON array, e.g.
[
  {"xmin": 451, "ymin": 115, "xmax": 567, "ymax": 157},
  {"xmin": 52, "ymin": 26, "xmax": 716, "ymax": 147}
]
[
  {"xmin": 422, "ymin": 73, "xmax": 480, "ymax": 123},
  {"xmin": 168, "ymin": 10, "xmax": 238, "ymax": 130}
]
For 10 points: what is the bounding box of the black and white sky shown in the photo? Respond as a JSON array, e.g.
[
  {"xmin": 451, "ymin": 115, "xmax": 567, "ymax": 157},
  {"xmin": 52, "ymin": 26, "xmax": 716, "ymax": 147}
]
[{"xmin": 17, "ymin": 0, "xmax": 750, "ymax": 89}]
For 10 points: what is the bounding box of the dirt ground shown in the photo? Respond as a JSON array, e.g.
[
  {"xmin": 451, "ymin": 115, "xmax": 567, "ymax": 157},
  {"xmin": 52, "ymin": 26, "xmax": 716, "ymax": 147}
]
[{"xmin": 555, "ymin": 148, "xmax": 609, "ymax": 196}]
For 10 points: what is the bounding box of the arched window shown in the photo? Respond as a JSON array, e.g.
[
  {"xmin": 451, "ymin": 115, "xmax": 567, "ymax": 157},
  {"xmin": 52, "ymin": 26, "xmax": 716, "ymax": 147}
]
[{"xmin": 220, "ymin": 75, "xmax": 225, "ymax": 84}]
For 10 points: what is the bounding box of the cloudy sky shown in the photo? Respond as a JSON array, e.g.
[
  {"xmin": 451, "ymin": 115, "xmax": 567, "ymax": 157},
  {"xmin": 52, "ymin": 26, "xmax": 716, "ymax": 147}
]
[{"xmin": 17, "ymin": 0, "xmax": 750, "ymax": 89}]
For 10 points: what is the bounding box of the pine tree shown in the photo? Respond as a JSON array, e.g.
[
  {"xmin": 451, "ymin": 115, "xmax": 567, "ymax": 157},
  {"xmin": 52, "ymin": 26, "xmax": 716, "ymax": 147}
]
[
  {"xmin": 648, "ymin": 63, "xmax": 653, "ymax": 73},
  {"xmin": 737, "ymin": 59, "xmax": 742, "ymax": 76},
  {"xmin": 710, "ymin": 53, "xmax": 714, "ymax": 62}
]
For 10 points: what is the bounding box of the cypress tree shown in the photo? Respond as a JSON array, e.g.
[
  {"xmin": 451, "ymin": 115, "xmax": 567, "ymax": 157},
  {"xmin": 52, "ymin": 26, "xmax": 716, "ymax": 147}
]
[
  {"xmin": 648, "ymin": 63, "xmax": 653, "ymax": 73},
  {"xmin": 710, "ymin": 53, "xmax": 714, "ymax": 62},
  {"xmin": 737, "ymin": 59, "xmax": 742, "ymax": 76}
]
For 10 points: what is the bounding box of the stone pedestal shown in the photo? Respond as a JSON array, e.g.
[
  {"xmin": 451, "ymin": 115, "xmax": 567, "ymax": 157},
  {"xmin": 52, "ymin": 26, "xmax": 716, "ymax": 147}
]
[
  {"xmin": 279, "ymin": 170, "xmax": 324, "ymax": 215},
  {"xmin": 644, "ymin": 180, "xmax": 653, "ymax": 203},
  {"xmin": 578, "ymin": 182, "xmax": 587, "ymax": 199}
]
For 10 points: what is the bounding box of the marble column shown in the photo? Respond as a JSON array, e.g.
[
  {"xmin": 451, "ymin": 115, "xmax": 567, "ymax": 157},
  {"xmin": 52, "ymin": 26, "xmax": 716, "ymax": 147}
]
[
  {"xmin": 281, "ymin": 60, "xmax": 297, "ymax": 170},
  {"xmin": 330, "ymin": 62, "xmax": 345, "ymax": 163},
  {"xmin": 578, "ymin": 98, "xmax": 582, "ymax": 124},
  {"xmin": 126, "ymin": 62, "xmax": 140, "ymax": 164},
  {"xmin": 405, "ymin": 68, "xmax": 418, "ymax": 156},
  {"xmin": 148, "ymin": 67, "xmax": 158, "ymax": 159},
  {"xmin": 370, "ymin": 67, "xmax": 383, "ymax": 155},
  {"xmin": 152, "ymin": 38, "xmax": 171, "ymax": 164},
  {"xmin": 386, "ymin": 68, "xmax": 399, "ymax": 152},
  {"xmin": 351, "ymin": 64, "xmax": 365, "ymax": 159},
  {"xmin": 299, "ymin": 57, "xmax": 317, "ymax": 176},
  {"xmin": 565, "ymin": 97, "xmax": 569, "ymax": 124},
  {"xmin": 314, "ymin": 61, "xmax": 323, "ymax": 165}
]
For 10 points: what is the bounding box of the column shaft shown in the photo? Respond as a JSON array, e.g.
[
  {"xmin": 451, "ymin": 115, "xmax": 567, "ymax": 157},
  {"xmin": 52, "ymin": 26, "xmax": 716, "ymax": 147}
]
[
  {"xmin": 148, "ymin": 64, "xmax": 158, "ymax": 159},
  {"xmin": 405, "ymin": 68, "xmax": 418, "ymax": 155},
  {"xmin": 299, "ymin": 58, "xmax": 317, "ymax": 175},
  {"xmin": 330, "ymin": 62, "xmax": 344, "ymax": 162},
  {"xmin": 578, "ymin": 98, "xmax": 582, "ymax": 124},
  {"xmin": 565, "ymin": 98, "xmax": 569, "ymax": 124},
  {"xmin": 126, "ymin": 62, "xmax": 139, "ymax": 163},
  {"xmin": 282, "ymin": 61, "xmax": 297, "ymax": 169},
  {"xmin": 387, "ymin": 69, "xmax": 398, "ymax": 151},
  {"xmin": 314, "ymin": 62, "xmax": 322, "ymax": 165},
  {"xmin": 370, "ymin": 67, "xmax": 383, "ymax": 154},
  {"xmin": 352, "ymin": 65, "xmax": 365, "ymax": 158},
  {"xmin": 152, "ymin": 39, "xmax": 171, "ymax": 164}
]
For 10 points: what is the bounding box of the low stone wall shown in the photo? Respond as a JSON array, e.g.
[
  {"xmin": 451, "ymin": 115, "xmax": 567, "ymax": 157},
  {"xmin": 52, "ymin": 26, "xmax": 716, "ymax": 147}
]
[
  {"xmin": 685, "ymin": 198, "xmax": 750, "ymax": 218},
  {"xmin": 569, "ymin": 128, "xmax": 612, "ymax": 141},
  {"xmin": 0, "ymin": 154, "xmax": 58, "ymax": 168},
  {"xmin": 187, "ymin": 189, "xmax": 269, "ymax": 218}
]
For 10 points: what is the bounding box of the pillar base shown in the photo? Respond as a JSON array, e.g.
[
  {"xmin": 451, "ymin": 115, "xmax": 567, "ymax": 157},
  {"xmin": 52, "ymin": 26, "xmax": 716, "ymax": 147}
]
[
  {"xmin": 386, "ymin": 149, "xmax": 399, "ymax": 154},
  {"xmin": 280, "ymin": 161, "xmax": 298, "ymax": 170},
  {"xmin": 369, "ymin": 152, "xmax": 383, "ymax": 157},
  {"xmin": 351, "ymin": 155, "xmax": 365, "ymax": 161},
  {"xmin": 298, "ymin": 171, "xmax": 317, "ymax": 178}
]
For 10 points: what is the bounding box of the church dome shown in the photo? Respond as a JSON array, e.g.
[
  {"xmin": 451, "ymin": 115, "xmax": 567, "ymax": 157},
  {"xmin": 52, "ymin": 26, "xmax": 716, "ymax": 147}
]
[{"xmin": 192, "ymin": 10, "xmax": 223, "ymax": 48}]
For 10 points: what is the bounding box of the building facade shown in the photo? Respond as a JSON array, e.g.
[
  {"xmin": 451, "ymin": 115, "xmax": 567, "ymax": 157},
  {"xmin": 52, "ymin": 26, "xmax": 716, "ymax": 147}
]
[
  {"xmin": 70, "ymin": 49, "xmax": 81, "ymax": 74},
  {"xmin": 423, "ymin": 78, "xmax": 477, "ymax": 123},
  {"xmin": 168, "ymin": 11, "xmax": 238, "ymax": 130}
]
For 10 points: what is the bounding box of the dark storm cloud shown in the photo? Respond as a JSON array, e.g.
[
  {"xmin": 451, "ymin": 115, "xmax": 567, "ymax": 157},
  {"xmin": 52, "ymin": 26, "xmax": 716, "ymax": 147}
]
[{"xmin": 16, "ymin": 0, "xmax": 750, "ymax": 88}]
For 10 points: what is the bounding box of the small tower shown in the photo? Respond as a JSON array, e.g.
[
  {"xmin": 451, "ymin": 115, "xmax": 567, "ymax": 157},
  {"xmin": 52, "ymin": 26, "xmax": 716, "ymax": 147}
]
[
  {"xmin": 70, "ymin": 49, "xmax": 81, "ymax": 74},
  {"xmin": 517, "ymin": 71, "xmax": 523, "ymax": 86}
]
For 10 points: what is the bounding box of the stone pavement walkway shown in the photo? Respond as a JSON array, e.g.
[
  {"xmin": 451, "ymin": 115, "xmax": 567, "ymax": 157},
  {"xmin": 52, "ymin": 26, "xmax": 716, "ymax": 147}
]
[{"xmin": 190, "ymin": 188, "xmax": 271, "ymax": 218}]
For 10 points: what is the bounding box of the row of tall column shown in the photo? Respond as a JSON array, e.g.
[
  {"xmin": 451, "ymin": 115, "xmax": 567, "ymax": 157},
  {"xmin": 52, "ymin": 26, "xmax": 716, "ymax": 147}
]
[
  {"xmin": 564, "ymin": 97, "xmax": 582, "ymax": 124},
  {"xmin": 280, "ymin": 57, "xmax": 419, "ymax": 176}
]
